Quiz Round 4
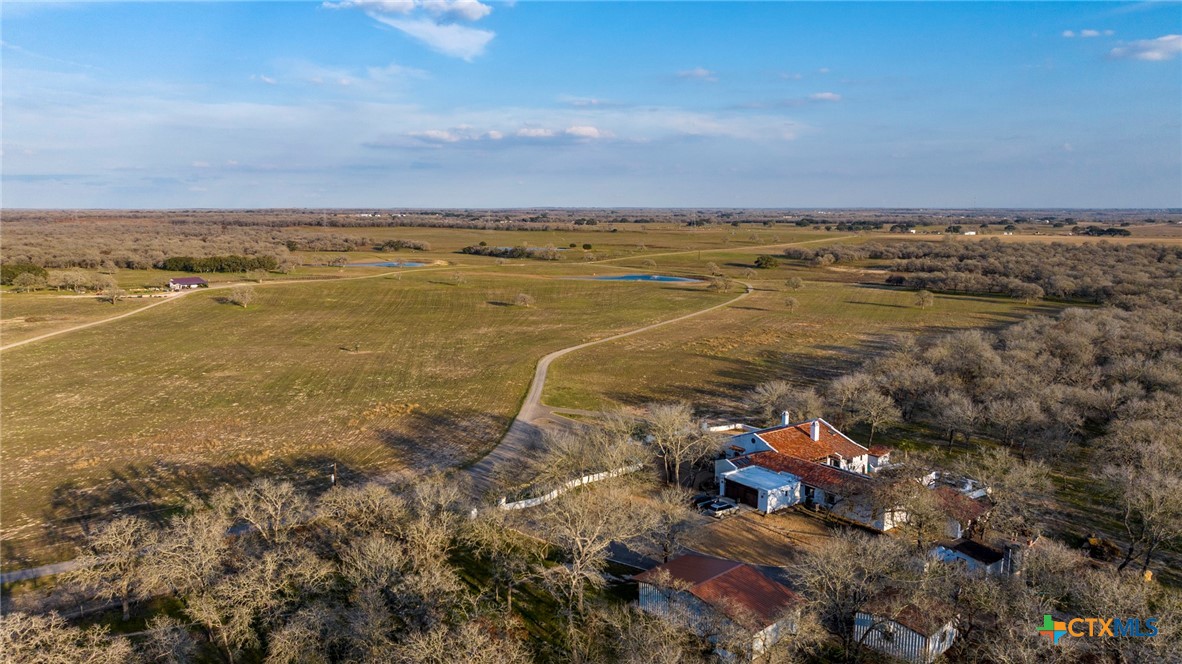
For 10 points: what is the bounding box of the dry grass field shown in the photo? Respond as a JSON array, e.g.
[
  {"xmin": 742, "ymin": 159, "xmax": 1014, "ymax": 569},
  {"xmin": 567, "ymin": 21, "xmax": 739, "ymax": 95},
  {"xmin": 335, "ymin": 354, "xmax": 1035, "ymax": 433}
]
[
  {"xmin": 0, "ymin": 267, "xmax": 730, "ymax": 565},
  {"xmin": 3, "ymin": 224, "xmax": 1173, "ymax": 568},
  {"xmin": 544, "ymin": 276, "xmax": 1065, "ymax": 414}
]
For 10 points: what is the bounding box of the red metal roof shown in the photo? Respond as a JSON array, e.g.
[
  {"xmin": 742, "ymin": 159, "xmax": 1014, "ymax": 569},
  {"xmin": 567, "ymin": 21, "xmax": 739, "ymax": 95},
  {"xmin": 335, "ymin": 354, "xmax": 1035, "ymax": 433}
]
[
  {"xmin": 934, "ymin": 486, "xmax": 991, "ymax": 524},
  {"xmin": 755, "ymin": 418, "xmax": 868, "ymax": 463},
  {"xmin": 746, "ymin": 452, "xmax": 874, "ymax": 496},
  {"xmin": 862, "ymin": 590, "xmax": 956, "ymax": 637},
  {"xmin": 634, "ymin": 554, "xmax": 802, "ymax": 629}
]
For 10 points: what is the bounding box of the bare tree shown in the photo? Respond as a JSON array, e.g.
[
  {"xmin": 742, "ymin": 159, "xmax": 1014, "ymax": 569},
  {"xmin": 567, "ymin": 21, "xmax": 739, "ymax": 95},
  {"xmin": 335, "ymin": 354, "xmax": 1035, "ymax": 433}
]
[
  {"xmin": 213, "ymin": 479, "xmax": 311, "ymax": 546},
  {"xmin": 915, "ymin": 289, "xmax": 935, "ymax": 309},
  {"xmin": 538, "ymin": 483, "xmax": 656, "ymax": 615},
  {"xmin": 140, "ymin": 615, "xmax": 198, "ymax": 663},
  {"xmin": 513, "ymin": 292, "xmax": 536, "ymax": 307},
  {"xmin": 67, "ymin": 516, "xmax": 159, "ymax": 621},
  {"xmin": 228, "ymin": 285, "xmax": 254, "ymax": 308},
  {"xmin": 749, "ymin": 380, "xmax": 822, "ymax": 426},
  {"xmin": 790, "ymin": 531, "xmax": 913, "ymax": 661},
  {"xmin": 643, "ymin": 402, "xmax": 722, "ymax": 487},
  {"xmin": 706, "ymin": 262, "xmax": 722, "ymax": 276},
  {"xmin": 1102, "ymin": 421, "xmax": 1182, "ymax": 575},
  {"xmin": 0, "ymin": 611, "xmax": 136, "ymax": 663},
  {"xmin": 784, "ymin": 296, "xmax": 800, "ymax": 312},
  {"xmin": 100, "ymin": 286, "xmax": 128, "ymax": 305},
  {"xmin": 146, "ymin": 507, "xmax": 232, "ymax": 596},
  {"xmin": 850, "ymin": 390, "xmax": 900, "ymax": 446},
  {"xmin": 393, "ymin": 620, "xmax": 533, "ymax": 664},
  {"xmin": 645, "ymin": 486, "xmax": 697, "ymax": 563},
  {"xmin": 955, "ymin": 447, "xmax": 1049, "ymax": 540},
  {"xmin": 785, "ymin": 276, "xmax": 804, "ymax": 291}
]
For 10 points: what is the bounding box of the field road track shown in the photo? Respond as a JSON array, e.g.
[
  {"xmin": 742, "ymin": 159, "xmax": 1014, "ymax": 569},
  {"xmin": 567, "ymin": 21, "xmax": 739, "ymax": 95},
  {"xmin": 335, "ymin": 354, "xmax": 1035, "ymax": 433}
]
[
  {"xmin": 0, "ymin": 264, "xmax": 467, "ymax": 353},
  {"xmin": 464, "ymin": 282, "xmax": 753, "ymax": 495}
]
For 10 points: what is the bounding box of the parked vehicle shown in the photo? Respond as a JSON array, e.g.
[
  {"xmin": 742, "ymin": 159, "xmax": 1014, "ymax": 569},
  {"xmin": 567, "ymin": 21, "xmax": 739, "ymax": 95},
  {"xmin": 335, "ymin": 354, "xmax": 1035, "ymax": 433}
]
[
  {"xmin": 703, "ymin": 500, "xmax": 738, "ymax": 519},
  {"xmin": 691, "ymin": 494, "xmax": 715, "ymax": 511}
]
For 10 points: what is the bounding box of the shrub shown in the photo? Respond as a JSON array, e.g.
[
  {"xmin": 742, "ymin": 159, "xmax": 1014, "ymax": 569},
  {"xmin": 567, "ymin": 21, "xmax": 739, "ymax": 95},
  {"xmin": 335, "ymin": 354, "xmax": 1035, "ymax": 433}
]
[{"xmin": 754, "ymin": 255, "xmax": 780, "ymax": 269}]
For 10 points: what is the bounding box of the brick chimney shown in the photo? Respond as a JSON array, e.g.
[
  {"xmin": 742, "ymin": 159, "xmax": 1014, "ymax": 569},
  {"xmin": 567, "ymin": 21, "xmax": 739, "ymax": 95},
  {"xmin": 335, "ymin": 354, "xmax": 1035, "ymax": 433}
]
[{"xmin": 811, "ymin": 420, "xmax": 821, "ymax": 441}]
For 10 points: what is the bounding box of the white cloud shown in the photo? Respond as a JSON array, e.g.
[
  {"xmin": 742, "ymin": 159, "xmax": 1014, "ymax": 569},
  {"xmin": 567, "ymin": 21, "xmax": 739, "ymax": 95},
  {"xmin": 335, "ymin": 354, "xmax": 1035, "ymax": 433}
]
[
  {"xmin": 1065, "ymin": 28, "xmax": 1116, "ymax": 39},
  {"xmin": 420, "ymin": 0, "xmax": 491, "ymax": 21},
  {"xmin": 369, "ymin": 14, "xmax": 494, "ymax": 60},
  {"xmin": 809, "ymin": 92, "xmax": 842, "ymax": 102},
  {"xmin": 818, "ymin": 67, "xmax": 830, "ymax": 74},
  {"xmin": 251, "ymin": 74, "xmax": 278, "ymax": 85},
  {"xmin": 564, "ymin": 125, "xmax": 608, "ymax": 139},
  {"xmin": 779, "ymin": 72, "xmax": 803, "ymax": 80},
  {"xmin": 677, "ymin": 67, "xmax": 718, "ymax": 82},
  {"xmin": 1110, "ymin": 34, "xmax": 1182, "ymax": 61},
  {"xmin": 516, "ymin": 127, "xmax": 555, "ymax": 138},
  {"xmin": 323, "ymin": 1, "xmax": 416, "ymax": 13},
  {"xmin": 325, "ymin": 0, "xmax": 494, "ymax": 59}
]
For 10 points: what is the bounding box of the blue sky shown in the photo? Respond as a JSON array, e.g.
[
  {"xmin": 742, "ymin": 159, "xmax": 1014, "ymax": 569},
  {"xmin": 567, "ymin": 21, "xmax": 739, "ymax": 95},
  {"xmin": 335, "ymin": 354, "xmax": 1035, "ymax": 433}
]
[{"xmin": 2, "ymin": 1, "xmax": 1180, "ymax": 208}]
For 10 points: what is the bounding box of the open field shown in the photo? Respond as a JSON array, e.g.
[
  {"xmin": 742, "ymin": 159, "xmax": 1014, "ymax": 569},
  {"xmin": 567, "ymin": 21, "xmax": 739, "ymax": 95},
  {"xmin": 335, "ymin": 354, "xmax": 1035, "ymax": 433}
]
[
  {"xmin": 0, "ymin": 267, "xmax": 731, "ymax": 566},
  {"xmin": 3, "ymin": 224, "xmax": 1174, "ymax": 572},
  {"xmin": 544, "ymin": 278, "xmax": 1064, "ymax": 413},
  {"xmin": 0, "ymin": 295, "xmax": 163, "ymax": 347}
]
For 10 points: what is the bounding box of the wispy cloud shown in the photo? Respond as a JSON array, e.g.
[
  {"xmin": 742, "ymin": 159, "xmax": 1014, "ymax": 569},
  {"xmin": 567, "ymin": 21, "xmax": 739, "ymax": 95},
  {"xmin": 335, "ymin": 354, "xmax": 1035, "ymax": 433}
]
[
  {"xmin": 1109, "ymin": 34, "xmax": 1182, "ymax": 61},
  {"xmin": 1062, "ymin": 28, "xmax": 1114, "ymax": 38},
  {"xmin": 809, "ymin": 92, "xmax": 842, "ymax": 102},
  {"xmin": 324, "ymin": 0, "xmax": 495, "ymax": 60},
  {"xmin": 677, "ymin": 67, "xmax": 718, "ymax": 82}
]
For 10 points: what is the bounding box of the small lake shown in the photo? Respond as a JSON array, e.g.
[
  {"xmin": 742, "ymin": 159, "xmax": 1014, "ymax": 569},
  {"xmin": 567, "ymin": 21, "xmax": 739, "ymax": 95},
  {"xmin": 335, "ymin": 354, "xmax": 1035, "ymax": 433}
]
[
  {"xmin": 347, "ymin": 261, "xmax": 428, "ymax": 267},
  {"xmin": 580, "ymin": 274, "xmax": 701, "ymax": 283}
]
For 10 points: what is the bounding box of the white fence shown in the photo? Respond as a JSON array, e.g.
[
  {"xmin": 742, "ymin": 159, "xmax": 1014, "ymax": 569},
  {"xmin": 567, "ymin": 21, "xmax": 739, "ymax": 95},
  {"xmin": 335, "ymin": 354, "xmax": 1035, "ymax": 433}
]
[{"xmin": 498, "ymin": 464, "xmax": 645, "ymax": 510}]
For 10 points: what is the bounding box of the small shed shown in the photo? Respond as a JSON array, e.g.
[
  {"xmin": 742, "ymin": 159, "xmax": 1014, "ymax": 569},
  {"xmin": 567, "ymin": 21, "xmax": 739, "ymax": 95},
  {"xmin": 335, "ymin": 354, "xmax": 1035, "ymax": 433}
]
[
  {"xmin": 168, "ymin": 276, "xmax": 208, "ymax": 291},
  {"xmin": 635, "ymin": 553, "xmax": 803, "ymax": 658},
  {"xmin": 854, "ymin": 592, "xmax": 958, "ymax": 664}
]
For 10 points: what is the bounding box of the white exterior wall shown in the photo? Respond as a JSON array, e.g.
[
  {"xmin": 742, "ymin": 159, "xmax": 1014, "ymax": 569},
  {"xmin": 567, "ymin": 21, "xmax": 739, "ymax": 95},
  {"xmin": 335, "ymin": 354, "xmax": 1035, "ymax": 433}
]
[
  {"xmin": 724, "ymin": 432, "xmax": 774, "ymax": 458},
  {"xmin": 756, "ymin": 482, "xmax": 802, "ymax": 513}
]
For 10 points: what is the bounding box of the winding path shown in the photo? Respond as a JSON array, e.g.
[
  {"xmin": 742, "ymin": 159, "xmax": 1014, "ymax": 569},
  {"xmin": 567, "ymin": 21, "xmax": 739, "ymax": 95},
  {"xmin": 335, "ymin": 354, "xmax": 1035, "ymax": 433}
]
[
  {"xmin": 464, "ymin": 282, "xmax": 753, "ymax": 494},
  {"xmin": 0, "ymin": 265, "xmax": 457, "ymax": 353}
]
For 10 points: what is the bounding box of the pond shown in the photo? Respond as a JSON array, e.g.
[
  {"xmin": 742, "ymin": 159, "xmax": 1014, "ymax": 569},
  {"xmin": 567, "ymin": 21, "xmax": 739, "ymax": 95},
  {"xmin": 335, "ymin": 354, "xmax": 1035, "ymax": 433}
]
[
  {"xmin": 346, "ymin": 261, "xmax": 429, "ymax": 267},
  {"xmin": 579, "ymin": 274, "xmax": 701, "ymax": 283}
]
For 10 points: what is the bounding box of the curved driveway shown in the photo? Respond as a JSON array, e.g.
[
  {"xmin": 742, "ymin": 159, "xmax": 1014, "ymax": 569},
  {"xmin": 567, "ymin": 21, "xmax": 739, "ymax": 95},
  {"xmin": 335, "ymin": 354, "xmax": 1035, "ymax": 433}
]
[{"xmin": 465, "ymin": 283, "xmax": 752, "ymax": 493}]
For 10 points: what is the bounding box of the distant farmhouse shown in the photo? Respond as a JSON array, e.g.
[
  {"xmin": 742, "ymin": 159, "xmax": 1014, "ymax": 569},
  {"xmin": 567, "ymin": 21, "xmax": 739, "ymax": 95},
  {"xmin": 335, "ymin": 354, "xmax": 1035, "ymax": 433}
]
[
  {"xmin": 168, "ymin": 276, "xmax": 208, "ymax": 291},
  {"xmin": 635, "ymin": 553, "xmax": 803, "ymax": 658}
]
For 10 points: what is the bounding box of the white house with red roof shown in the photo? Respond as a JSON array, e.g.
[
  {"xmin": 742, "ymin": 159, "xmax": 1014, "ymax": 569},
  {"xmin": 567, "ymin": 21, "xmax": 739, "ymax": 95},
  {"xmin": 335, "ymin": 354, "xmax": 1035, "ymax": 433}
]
[
  {"xmin": 714, "ymin": 416, "xmax": 902, "ymax": 530},
  {"xmin": 634, "ymin": 553, "xmax": 804, "ymax": 658}
]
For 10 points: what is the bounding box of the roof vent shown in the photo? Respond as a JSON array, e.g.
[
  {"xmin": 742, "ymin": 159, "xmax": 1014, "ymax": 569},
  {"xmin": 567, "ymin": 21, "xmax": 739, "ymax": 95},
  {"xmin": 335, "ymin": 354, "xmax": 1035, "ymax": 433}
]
[{"xmin": 810, "ymin": 420, "xmax": 820, "ymax": 442}]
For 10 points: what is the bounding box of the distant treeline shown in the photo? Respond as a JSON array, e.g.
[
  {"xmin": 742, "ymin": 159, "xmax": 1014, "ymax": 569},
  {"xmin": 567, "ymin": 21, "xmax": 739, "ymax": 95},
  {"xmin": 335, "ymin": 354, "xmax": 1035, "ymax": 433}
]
[
  {"xmin": 459, "ymin": 244, "xmax": 562, "ymax": 260},
  {"xmin": 784, "ymin": 239, "xmax": 1182, "ymax": 307},
  {"xmin": 159, "ymin": 255, "xmax": 279, "ymax": 273}
]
